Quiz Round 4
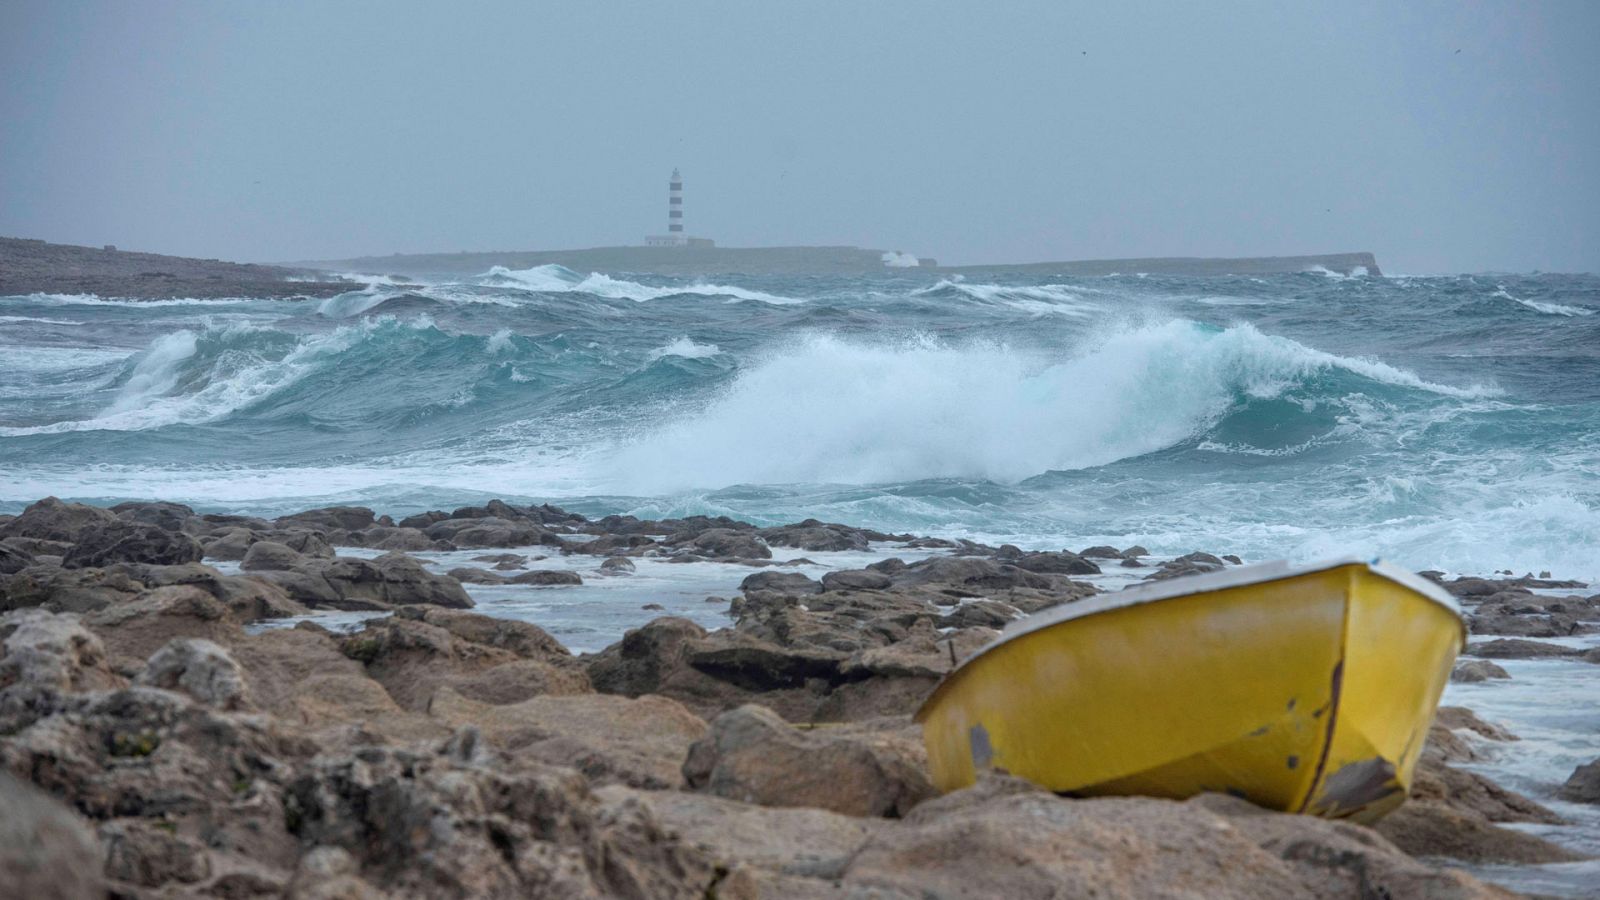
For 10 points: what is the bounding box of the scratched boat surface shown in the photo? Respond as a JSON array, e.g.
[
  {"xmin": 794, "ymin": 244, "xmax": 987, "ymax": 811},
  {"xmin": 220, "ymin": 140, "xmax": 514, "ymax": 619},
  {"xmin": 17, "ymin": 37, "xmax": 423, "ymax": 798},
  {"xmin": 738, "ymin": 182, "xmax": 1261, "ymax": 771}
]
[{"xmin": 915, "ymin": 558, "xmax": 1466, "ymax": 824}]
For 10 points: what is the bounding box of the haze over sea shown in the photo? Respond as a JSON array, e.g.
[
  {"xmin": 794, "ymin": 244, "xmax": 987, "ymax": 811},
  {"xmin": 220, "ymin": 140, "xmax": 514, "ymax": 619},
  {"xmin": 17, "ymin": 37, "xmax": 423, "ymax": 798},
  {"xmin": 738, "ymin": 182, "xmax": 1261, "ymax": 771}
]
[{"xmin": 3, "ymin": 266, "xmax": 1598, "ymax": 580}]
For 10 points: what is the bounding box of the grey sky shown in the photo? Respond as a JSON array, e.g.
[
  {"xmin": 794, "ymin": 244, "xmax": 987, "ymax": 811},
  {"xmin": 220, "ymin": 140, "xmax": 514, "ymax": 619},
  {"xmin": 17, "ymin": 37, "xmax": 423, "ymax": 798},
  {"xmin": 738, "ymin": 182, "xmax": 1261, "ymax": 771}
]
[{"xmin": 2, "ymin": 1, "xmax": 1596, "ymax": 274}]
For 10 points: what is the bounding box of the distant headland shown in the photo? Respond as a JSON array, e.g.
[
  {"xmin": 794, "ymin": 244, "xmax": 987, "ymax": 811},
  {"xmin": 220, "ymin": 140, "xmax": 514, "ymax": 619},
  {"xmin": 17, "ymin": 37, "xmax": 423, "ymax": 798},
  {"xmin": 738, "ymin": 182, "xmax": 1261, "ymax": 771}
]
[
  {"xmin": 293, "ymin": 246, "xmax": 1382, "ymax": 279},
  {"xmin": 0, "ymin": 235, "xmax": 1381, "ymax": 302}
]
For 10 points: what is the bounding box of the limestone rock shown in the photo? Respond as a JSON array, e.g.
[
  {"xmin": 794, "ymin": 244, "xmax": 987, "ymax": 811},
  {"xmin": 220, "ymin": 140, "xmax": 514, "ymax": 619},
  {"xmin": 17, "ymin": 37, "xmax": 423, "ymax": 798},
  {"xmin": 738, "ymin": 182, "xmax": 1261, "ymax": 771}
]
[
  {"xmin": 1450, "ymin": 660, "xmax": 1510, "ymax": 683},
  {"xmin": 683, "ymin": 705, "xmax": 934, "ymax": 817},
  {"xmin": 0, "ymin": 496, "xmax": 118, "ymax": 544},
  {"xmin": 0, "ymin": 771, "xmax": 104, "ymax": 900},
  {"xmin": 136, "ymin": 638, "xmax": 250, "ymax": 710},
  {"xmin": 1559, "ymin": 757, "xmax": 1600, "ymax": 804},
  {"xmin": 430, "ymin": 688, "xmax": 707, "ymax": 789},
  {"xmin": 62, "ymin": 521, "xmax": 204, "ymax": 568}
]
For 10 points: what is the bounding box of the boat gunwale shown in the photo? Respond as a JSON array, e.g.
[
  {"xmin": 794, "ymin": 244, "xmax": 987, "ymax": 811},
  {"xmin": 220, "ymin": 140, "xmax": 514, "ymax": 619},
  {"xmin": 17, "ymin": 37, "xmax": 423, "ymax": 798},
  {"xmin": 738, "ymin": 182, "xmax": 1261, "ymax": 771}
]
[{"xmin": 914, "ymin": 556, "xmax": 1465, "ymax": 723}]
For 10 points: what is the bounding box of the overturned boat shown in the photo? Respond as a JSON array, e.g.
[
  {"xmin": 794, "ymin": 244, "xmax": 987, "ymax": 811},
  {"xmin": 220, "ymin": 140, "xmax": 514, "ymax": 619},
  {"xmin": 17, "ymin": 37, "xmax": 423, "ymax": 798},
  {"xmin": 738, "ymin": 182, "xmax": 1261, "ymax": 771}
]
[{"xmin": 915, "ymin": 557, "xmax": 1465, "ymax": 823}]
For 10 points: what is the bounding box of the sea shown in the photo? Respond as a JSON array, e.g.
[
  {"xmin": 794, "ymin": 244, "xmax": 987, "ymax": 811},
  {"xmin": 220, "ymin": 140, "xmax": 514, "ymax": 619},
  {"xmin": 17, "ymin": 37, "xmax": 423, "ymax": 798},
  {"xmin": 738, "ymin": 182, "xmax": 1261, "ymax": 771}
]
[
  {"xmin": 3, "ymin": 265, "xmax": 1600, "ymax": 893},
  {"xmin": 1, "ymin": 265, "xmax": 1596, "ymax": 579}
]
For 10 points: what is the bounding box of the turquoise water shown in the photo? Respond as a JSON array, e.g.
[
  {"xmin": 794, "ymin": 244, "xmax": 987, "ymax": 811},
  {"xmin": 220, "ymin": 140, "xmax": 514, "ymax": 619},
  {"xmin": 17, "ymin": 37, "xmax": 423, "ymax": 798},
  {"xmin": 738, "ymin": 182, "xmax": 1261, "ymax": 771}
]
[{"xmin": 3, "ymin": 266, "xmax": 1598, "ymax": 578}]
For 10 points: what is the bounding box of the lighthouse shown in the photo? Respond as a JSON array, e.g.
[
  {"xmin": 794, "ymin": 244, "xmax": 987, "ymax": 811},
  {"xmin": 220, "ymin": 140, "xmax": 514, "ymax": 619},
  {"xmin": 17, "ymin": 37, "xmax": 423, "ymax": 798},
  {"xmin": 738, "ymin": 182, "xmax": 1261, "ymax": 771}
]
[
  {"xmin": 645, "ymin": 168, "xmax": 714, "ymax": 248},
  {"xmin": 668, "ymin": 168, "xmax": 683, "ymax": 237}
]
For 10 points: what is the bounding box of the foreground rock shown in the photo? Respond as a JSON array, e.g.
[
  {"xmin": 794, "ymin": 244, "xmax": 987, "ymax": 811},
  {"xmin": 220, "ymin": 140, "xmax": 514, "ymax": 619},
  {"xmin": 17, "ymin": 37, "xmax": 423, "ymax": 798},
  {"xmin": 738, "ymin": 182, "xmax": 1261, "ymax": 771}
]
[
  {"xmin": 0, "ymin": 771, "xmax": 105, "ymax": 900},
  {"xmin": 683, "ymin": 705, "xmax": 934, "ymax": 817}
]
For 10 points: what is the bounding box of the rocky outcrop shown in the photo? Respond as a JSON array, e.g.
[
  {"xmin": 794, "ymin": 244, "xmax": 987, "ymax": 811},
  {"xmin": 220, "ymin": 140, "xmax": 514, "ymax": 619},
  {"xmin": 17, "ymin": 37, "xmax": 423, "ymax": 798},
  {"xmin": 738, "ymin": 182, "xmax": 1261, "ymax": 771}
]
[
  {"xmin": 1561, "ymin": 757, "xmax": 1600, "ymax": 804},
  {"xmin": 62, "ymin": 521, "xmax": 203, "ymax": 568},
  {"xmin": 683, "ymin": 705, "xmax": 934, "ymax": 817}
]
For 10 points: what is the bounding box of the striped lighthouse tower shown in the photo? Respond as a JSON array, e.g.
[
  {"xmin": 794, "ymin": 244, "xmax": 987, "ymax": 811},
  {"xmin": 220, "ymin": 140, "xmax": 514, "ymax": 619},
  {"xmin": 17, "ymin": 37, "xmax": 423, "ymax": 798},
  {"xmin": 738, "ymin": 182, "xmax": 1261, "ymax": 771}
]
[{"xmin": 667, "ymin": 168, "xmax": 684, "ymax": 240}]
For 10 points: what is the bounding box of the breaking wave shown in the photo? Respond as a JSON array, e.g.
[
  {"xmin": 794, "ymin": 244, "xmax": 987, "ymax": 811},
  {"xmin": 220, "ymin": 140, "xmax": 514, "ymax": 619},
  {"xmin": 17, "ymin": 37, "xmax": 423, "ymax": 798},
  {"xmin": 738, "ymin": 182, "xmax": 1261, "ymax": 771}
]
[
  {"xmin": 480, "ymin": 265, "xmax": 798, "ymax": 304},
  {"xmin": 1494, "ymin": 287, "xmax": 1593, "ymax": 317},
  {"xmin": 611, "ymin": 321, "xmax": 1499, "ymax": 490},
  {"xmin": 648, "ymin": 337, "xmax": 722, "ymax": 360}
]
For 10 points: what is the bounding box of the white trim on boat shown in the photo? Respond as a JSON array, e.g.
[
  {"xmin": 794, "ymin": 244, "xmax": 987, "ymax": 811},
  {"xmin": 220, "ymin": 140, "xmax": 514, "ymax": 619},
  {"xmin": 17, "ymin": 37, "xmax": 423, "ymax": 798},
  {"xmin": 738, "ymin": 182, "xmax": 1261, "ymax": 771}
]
[{"xmin": 990, "ymin": 556, "xmax": 1464, "ymax": 653}]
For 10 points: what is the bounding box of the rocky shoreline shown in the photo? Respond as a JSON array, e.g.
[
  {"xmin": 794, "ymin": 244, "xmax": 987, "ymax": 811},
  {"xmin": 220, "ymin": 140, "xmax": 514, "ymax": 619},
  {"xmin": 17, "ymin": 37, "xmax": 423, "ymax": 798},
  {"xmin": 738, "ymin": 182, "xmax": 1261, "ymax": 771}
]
[
  {"xmin": 2, "ymin": 496, "xmax": 1596, "ymax": 898},
  {"xmin": 0, "ymin": 237, "xmax": 360, "ymax": 300}
]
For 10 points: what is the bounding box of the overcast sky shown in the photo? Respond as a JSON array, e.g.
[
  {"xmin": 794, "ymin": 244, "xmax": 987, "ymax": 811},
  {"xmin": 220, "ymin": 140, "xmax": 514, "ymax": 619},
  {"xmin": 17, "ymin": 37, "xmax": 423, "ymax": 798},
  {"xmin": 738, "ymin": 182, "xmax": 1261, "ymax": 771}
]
[{"xmin": 2, "ymin": 1, "xmax": 1596, "ymax": 273}]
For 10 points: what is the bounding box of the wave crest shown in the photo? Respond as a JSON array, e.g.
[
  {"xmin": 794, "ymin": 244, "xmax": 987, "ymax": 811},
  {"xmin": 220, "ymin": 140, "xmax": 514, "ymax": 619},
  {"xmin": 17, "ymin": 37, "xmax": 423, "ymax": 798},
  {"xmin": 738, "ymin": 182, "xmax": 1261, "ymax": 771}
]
[{"xmin": 609, "ymin": 321, "xmax": 1498, "ymax": 490}]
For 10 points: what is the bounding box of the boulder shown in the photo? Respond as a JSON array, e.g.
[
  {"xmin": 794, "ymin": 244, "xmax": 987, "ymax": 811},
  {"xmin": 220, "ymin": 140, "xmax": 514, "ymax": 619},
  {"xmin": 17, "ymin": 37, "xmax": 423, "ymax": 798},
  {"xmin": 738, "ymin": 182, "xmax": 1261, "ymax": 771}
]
[
  {"xmin": 253, "ymin": 553, "xmax": 471, "ymax": 610},
  {"xmin": 1003, "ymin": 549, "xmax": 1101, "ymax": 576},
  {"xmin": 668, "ymin": 528, "xmax": 772, "ymax": 560},
  {"xmin": 136, "ymin": 638, "xmax": 250, "ymax": 710},
  {"xmin": 759, "ymin": 520, "xmax": 872, "ymax": 553},
  {"xmin": 1464, "ymin": 638, "xmax": 1580, "ymax": 659},
  {"xmin": 446, "ymin": 566, "xmax": 510, "ymax": 585},
  {"xmin": 1469, "ymin": 612, "xmax": 1591, "ymax": 637},
  {"xmin": 239, "ymin": 540, "xmax": 304, "ymax": 572},
  {"xmin": 1078, "ymin": 545, "xmax": 1125, "ymax": 559},
  {"xmin": 0, "ymin": 608, "xmax": 122, "ymax": 701},
  {"xmin": 564, "ymin": 533, "xmax": 657, "ymax": 556},
  {"xmin": 820, "ymin": 569, "xmax": 893, "ymax": 592},
  {"xmin": 110, "ymin": 500, "xmax": 196, "ymax": 532},
  {"xmin": 0, "ymin": 771, "xmax": 105, "ymax": 900},
  {"xmin": 430, "ymin": 689, "xmax": 707, "ymax": 789},
  {"xmin": 1450, "ymin": 660, "xmax": 1510, "ymax": 683},
  {"xmin": 423, "ymin": 516, "xmax": 558, "ymax": 548},
  {"xmin": 509, "ymin": 569, "xmax": 583, "ymax": 586},
  {"xmin": 739, "ymin": 570, "xmax": 820, "ymax": 594},
  {"xmin": 1559, "ymin": 757, "xmax": 1600, "ymax": 804},
  {"xmin": 62, "ymin": 521, "xmax": 204, "ymax": 568},
  {"xmin": 0, "ymin": 496, "xmax": 118, "ymax": 544},
  {"xmin": 273, "ymin": 505, "xmax": 376, "ymax": 532},
  {"xmin": 683, "ymin": 705, "xmax": 934, "ymax": 817},
  {"xmin": 599, "ymin": 556, "xmax": 636, "ymax": 574},
  {"xmin": 341, "ymin": 612, "xmax": 588, "ymax": 711}
]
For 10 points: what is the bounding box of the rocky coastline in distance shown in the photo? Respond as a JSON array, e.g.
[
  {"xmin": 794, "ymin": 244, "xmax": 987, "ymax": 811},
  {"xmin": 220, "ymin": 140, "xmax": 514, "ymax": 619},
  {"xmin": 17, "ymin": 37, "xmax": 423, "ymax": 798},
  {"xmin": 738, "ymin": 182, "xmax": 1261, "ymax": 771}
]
[
  {"xmin": 3, "ymin": 495, "xmax": 1596, "ymax": 898},
  {"xmin": 0, "ymin": 237, "xmax": 361, "ymax": 300}
]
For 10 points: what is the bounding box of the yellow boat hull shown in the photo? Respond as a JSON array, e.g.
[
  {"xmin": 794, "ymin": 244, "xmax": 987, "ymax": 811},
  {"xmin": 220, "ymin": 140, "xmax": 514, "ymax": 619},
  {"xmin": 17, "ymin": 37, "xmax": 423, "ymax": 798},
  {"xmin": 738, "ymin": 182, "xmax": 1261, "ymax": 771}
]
[{"xmin": 915, "ymin": 559, "xmax": 1465, "ymax": 823}]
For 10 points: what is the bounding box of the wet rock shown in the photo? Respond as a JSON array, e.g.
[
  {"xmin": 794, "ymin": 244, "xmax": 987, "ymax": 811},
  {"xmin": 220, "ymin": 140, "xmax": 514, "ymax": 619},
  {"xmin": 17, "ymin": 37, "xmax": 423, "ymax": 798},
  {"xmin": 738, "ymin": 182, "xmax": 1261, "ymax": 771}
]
[
  {"xmin": 446, "ymin": 566, "xmax": 510, "ymax": 585},
  {"xmin": 565, "ymin": 533, "xmax": 657, "ymax": 556},
  {"xmin": 1145, "ymin": 551, "xmax": 1229, "ymax": 581},
  {"xmin": 1435, "ymin": 706, "xmax": 1519, "ymax": 743},
  {"xmin": 0, "ymin": 541, "xmax": 38, "ymax": 574},
  {"xmin": 0, "ymin": 771, "xmax": 105, "ymax": 900},
  {"xmin": 0, "ymin": 496, "xmax": 118, "ymax": 544},
  {"xmin": 116, "ymin": 562, "xmax": 307, "ymax": 622},
  {"xmin": 430, "ymin": 689, "xmax": 706, "ymax": 789},
  {"xmin": 1078, "ymin": 545, "xmax": 1125, "ymax": 559},
  {"xmin": 1450, "ymin": 660, "xmax": 1511, "ymax": 683},
  {"xmin": 252, "ymin": 553, "xmax": 471, "ymax": 610},
  {"xmin": 239, "ymin": 540, "xmax": 304, "ymax": 572},
  {"xmin": 397, "ymin": 510, "xmax": 448, "ymax": 530},
  {"xmin": 1002, "ymin": 549, "xmax": 1101, "ymax": 576},
  {"xmin": 937, "ymin": 599, "xmax": 1018, "ymax": 629},
  {"xmin": 599, "ymin": 556, "xmax": 636, "ymax": 574},
  {"xmin": 760, "ymin": 520, "xmax": 872, "ymax": 552},
  {"xmin": 1559, "ymin": 757, "xmax": 1600, "ymax": 804},
  {"xmin": 273, "ymin": 505, "xmax": 376, "ymax": 532},
  {"xmin": 62, "ymin": 521, "xmax": 204, "ymax": 568},
  {"xmin": 820, "ymin": 569, "xmax": 893, "ymax": 592},
  {"xmin": 136, "ymin": 638, "xmax": 250, "ymax": 710},
  {"xmin": 683, "ymin": 705, "xmax": 935, "ymax": 817},
  {"xmin": 509, "ymin": 569, "xmax": 583, "ymax": 586},
  {"xmin": 1469, "ymin": 612, "xmax": 1592, "ymax": 637},
  {"xmin": 355, "ymin": 525, "xmax": 436, "ymax": 552},
  {"xmin": 739, "ymin": 570, "xmax": 820, "ymax": 594},
  {"xmin": 423, "ymin": 516, "xmax": 559, "ymax": 549},
  {"xmin": 1375, "ymin": 800, "xmax": 1583, "ymax": 864},
  {"xmin": 110, "ymin": 500, "xmax": 196, "ymax": 533},
  {"xmin": 1464, "ymin": 638, "xmax": 1581, "ymax": 659},
  {"xmin": 667, "ymin": 527, "xmax": 772, "ymax": 560}
]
